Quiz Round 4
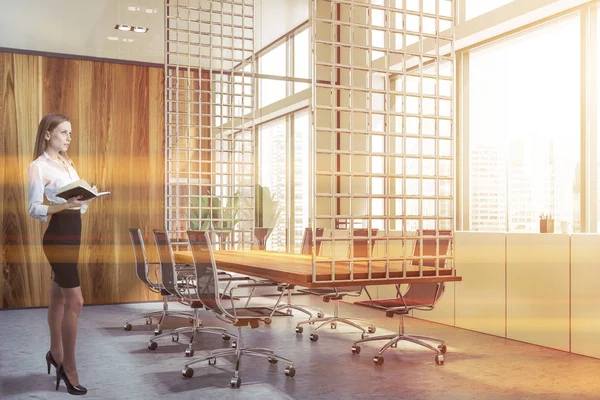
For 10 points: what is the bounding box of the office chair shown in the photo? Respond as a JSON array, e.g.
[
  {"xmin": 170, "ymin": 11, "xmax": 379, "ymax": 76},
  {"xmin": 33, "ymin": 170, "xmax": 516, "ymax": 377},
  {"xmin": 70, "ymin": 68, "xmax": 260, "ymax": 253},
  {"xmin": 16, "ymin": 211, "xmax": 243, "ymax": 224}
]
[
  {"xmin": 148, "ymin": 230, "xmax": 236, "ymax": 357},
  {"xmin": 270, "ymin": 227, "xmax": 325, "ymax": 319},
  {"xmin": 294, "ymin": 228, "xmax": 377, "ymax": 342},
  {"xmin": 182, "ymin": 230, "xmax": 295, "ymax": 388},
  {"xmin": 124, "ymin": 228, "xmax": 194, "ymax": 334},
  {"xmin": 350, "ymin": 230, "xmax": 452, "ymax": 366}
]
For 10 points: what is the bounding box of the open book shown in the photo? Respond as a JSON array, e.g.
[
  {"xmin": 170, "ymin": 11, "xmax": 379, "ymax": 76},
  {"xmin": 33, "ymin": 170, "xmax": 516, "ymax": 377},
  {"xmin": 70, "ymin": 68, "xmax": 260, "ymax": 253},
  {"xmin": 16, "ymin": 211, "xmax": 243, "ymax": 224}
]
[{"xmin": 56, "ymin": 179, "xmax": 110, "ymax": 201}]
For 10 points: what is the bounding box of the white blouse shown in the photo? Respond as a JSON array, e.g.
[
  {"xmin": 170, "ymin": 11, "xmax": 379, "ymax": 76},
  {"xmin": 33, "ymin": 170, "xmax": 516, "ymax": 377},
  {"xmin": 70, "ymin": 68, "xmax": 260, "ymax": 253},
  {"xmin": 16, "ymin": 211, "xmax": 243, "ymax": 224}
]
[{"xmin": 27, "ymin": 152, "xmax": 88, "ymax": 222}]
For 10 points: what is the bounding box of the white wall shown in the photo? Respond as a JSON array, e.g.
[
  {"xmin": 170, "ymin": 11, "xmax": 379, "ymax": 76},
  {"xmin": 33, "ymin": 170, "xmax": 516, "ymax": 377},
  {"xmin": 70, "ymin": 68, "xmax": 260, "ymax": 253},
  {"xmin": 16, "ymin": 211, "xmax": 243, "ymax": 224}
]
[
  {"xmin": 456, "ymin": 0, "xmax": 591, "ymax": 50},
  {"xmin": 254, "ymin": 0, "xmax": 309, "ymax": 52}
]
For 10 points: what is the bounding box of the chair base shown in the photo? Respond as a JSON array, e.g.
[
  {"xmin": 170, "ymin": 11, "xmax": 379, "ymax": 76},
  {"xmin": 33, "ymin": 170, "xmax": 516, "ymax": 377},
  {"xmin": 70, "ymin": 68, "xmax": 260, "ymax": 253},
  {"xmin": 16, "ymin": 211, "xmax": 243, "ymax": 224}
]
[
  {"xmin": 148, "ymin": 324, "xmax": 235, "ymax": 355},
  {"xmin": 182, "ymin": 327, "xmax": 295, "ymax": 387},
  {"xmin": 294, "ymin": 299, "xmax": 375, "ymax": 339},
  {"xmin": 147, "ymin": 307, "xmax": 236, "ymax": 355},
  {"xmin": 274, "ymin": 303, "xmax": 324, "ymax": 319},
  {"xmin": 351, "ymin": 318, "xmax": 446, "ymax": 365},
  {"xmin": 123, "ymin": 297, "xmax": 194, "ymax": 333},
  {"xmin": 271, "ymin": 287, "xmax": 324, "ymax": 318}
]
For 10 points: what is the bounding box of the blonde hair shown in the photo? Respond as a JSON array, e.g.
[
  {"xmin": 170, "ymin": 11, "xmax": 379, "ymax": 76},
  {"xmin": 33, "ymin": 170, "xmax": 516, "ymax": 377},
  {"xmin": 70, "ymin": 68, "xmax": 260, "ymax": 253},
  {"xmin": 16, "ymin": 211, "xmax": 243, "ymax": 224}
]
[{"xmin": 32, "ymin": 113, "xmax": 70, "ymax": 161}]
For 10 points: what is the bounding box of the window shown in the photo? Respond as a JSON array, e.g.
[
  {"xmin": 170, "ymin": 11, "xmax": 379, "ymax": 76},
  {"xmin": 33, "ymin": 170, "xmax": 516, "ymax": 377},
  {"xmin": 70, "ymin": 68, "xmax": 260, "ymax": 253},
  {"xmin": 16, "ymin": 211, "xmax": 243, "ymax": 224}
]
[
  {"xmin": 294, "ymin": 28, "xmax": 310, "ymax": 93},
  {"xmin": 259, "ymin": 117, "xmax": 288, "ymax": 251},
  {"xmin": 259, "ymin": 42, "xmax": 287, "ymax": 108},
  {"xmin": 466, "ymin": 14, "xmax": 581, "ymax": 232},
  {"xmin": 293, "ymin": 110, "xmax": 310, "ymax": 252},
  {"xmin": 258, "ymin": 109, "xmax": 310, "ymax": 252},
  {"xmin": 465, "ymin": 0, "xmax": 515, "ymax": 21}
]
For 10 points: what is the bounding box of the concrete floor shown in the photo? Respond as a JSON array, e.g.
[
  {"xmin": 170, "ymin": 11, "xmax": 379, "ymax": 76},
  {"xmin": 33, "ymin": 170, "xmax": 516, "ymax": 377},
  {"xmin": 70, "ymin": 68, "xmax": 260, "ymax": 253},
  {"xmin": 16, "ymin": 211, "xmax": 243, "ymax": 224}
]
[{"xmin": 1, "ymin": 296, "xmax": 600, "ymax": 400}]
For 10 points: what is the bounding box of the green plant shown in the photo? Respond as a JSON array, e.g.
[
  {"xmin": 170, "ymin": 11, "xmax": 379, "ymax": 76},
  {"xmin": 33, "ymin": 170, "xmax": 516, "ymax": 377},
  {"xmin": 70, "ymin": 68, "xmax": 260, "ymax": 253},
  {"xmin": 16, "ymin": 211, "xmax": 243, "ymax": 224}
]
[
  {"xmin": 255, "ymin": 184, "xmax": 280, "ymax": 228},
  {"xmin": 189, "ymin": 191, "xmax": 241, "ymax": 234}
]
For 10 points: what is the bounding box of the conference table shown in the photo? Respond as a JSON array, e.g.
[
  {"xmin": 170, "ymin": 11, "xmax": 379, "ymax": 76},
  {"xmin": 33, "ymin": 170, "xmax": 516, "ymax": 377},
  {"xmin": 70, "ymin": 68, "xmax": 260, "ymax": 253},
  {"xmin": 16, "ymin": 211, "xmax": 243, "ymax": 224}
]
[{"xmin": 173, "ymin": 250, "xmax": 462, "ymax": 288}]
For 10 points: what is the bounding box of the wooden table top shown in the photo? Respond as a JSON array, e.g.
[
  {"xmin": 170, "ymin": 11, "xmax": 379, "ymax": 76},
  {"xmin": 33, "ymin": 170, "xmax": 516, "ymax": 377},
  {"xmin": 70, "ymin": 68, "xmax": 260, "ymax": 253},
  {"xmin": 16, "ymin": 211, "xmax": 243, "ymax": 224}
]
[{"xmin": 173, "ymin": 250, "xmax": 462, "ymax": 288}]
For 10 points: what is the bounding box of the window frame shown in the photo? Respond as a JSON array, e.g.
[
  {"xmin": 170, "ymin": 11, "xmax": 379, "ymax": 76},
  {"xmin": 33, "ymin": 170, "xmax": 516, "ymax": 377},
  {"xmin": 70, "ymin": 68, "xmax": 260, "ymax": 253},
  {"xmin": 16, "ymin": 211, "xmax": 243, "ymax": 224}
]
[{"xmin": 457, "ymin": 2, "xmax": 599, "ymax": 232}]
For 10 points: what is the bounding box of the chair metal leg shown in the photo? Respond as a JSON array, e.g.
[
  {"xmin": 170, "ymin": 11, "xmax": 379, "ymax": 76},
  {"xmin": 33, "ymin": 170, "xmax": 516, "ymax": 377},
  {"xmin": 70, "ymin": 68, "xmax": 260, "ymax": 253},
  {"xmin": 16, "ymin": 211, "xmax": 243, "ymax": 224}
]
[
  {"xmin": 124, "ymin": 310, "xmax": 166, "ymax": 325},
  {"xmin": 353, "ymin": 333, "xmax": 398, "ymax": 345},
  {"xmin": 408, "ymin": 334, "xmax": 445, "ymax": 345}
]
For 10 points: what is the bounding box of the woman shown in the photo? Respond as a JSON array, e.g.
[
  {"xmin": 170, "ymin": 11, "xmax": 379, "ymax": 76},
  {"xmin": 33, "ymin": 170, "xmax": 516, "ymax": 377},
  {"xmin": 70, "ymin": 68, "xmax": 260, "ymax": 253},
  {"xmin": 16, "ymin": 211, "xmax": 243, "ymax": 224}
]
[{"xmin": 28, "ymin": 113, "xmax": 97, "ymax": 395}]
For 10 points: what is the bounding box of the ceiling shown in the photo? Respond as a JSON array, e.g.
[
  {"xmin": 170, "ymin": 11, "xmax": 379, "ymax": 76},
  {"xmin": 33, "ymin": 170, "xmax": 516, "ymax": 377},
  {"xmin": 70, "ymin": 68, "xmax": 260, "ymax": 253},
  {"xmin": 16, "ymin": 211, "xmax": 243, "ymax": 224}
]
[
  {"xmin": 0, "ymin": 0, "xmax": 165, "ymax": 64},
  {"xmin": 0, "ymin": 0, "xmax": 308, "ymax": 65}
]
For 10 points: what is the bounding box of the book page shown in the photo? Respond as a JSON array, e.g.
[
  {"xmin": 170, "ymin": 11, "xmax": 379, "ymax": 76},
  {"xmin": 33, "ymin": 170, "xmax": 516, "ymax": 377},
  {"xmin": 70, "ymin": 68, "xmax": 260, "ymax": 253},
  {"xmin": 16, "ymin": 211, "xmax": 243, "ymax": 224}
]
[{"xmin": 56, "ymin": 179, "xmax": 90, "ymax": 194}]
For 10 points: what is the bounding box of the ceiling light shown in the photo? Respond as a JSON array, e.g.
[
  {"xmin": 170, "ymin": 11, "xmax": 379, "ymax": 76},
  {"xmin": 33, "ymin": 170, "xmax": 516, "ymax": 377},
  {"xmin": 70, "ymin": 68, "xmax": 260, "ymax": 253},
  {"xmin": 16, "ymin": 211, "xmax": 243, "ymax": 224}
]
[
  {"xmin": 114, "ymin": 24, "xmax": 149, "ymax": 33},
  {"xmin": 145, "ymin": 8, "xmax": 156, "ymax": 14},
  {"xmin": 107, "ymin": 36, "xmax": 119, "ymax": 41},
  {"xmin": 127, "ymin": 6, "xmax": 140, "ymax": 12},
  {"xmin": 121, "ymin": 38, "xmax": 135, "ymax": 43}
]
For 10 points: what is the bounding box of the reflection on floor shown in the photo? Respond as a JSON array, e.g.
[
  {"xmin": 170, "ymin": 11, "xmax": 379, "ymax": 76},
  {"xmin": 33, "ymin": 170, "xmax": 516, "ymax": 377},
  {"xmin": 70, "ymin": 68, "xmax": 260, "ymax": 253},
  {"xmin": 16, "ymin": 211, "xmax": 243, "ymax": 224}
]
[{"xmin": 1, "ymin": 295, "xmax": 600, "ymax": 400}]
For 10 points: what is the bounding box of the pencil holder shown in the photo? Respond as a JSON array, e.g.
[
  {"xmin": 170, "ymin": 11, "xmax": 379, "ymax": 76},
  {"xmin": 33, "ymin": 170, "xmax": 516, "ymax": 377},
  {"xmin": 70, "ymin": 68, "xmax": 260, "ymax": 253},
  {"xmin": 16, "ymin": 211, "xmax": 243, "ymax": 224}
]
[{"xmin": 540, "ymin": 219, "xmax": 554, "ymax": 233}]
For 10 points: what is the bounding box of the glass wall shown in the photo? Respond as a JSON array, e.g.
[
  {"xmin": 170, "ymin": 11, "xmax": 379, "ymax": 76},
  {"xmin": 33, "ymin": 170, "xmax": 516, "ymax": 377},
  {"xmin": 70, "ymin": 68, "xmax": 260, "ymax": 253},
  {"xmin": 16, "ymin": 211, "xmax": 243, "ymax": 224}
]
[{"xmin": 465, "ymin": 13, "xmax": 582, "ymax": 232}]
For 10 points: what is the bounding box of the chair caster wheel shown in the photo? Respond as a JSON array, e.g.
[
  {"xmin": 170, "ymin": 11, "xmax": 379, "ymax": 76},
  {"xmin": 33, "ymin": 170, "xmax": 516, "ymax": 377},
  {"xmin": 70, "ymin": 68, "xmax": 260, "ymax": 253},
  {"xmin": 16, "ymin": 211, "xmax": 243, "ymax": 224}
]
[
  {"xmin": 286, "ymin": 309, "xmax": 293, "ymax": 316},
  {"xmin": 367, "ymin": 326, "xmax": 376, "ymax": 334},
  {"xmin": 435, "ymin": 354, "xmax": 444, "ymax": 365},
  {"xmin": 154, "ymin": 328, "xmax": 162, "ymax": 335},
  {"xmin": 317, "ymin": 312, "xmax": 324, "ymax": 318},
  {"xmin": 390, "ymin": 342, "xmax": 397, "ymax": 348},
  {"xmin": 208, "ymin": 358, "xmax": 217, "ymax": 366},
  {"xmin": 285, "ymin": 366, "xmax": 296, "ymax": 377},
  {"xmin": 231, "ymin": 376, "xmax": 241, "ymax": 388},
  {"xmin": 182, "ymin": 367, "xmax": 194, "ymax": 378},
  {"xmin": 124, "ymin": 323, "xmax": 132, "ymax": 331},
  {"xmin": 351, "ymin": 345, "xmax": 361, "ymax": 354},
  {"xmin": 172, "ymin": 334, "xmax": 179, "ymax": 342},
  {"xmin": 295, "ymin": 326, "xmax": 303, "ymax": 334},
  {"xmin": 148, "ymin": 341, "xmax": 158, "ymax": 351},
  {"xmin": 231, "ymin": 341, "xmax": 237, "ymax": 349},
  {"xmin": 438, "ymin": 344, "xmax": 447, "ymax": 354},
  {"xmin": 268, "ymin": 357, "xmax": 278, "ymax": 364},
  {"xmin": 185, "ymin": 348, "xmax": 195, "ymax": 357},
  {"xmin": 222, "ymin": 333, "xmax": 231, "ymax": 341},
  {"xmin": 309, "ymin": 333, "xmax": 319, "ymax": 342},
  {"xmin": 264, "ymin": 318, "xmax": 272, "ymax": 325},
  {"xmin": 361, "ymin": 332, "xmax": 369, "ymax": 339},
  {"xmin": 373, "ymin": 355, "xmax": 384, "ymax": 366},
  {"xmin": 330, "ymin": 322, "xmax": 337, "ymax": 329},
  {"xmin": 145, "ymin": 318, "xmax": 152, "ymax": 325}
]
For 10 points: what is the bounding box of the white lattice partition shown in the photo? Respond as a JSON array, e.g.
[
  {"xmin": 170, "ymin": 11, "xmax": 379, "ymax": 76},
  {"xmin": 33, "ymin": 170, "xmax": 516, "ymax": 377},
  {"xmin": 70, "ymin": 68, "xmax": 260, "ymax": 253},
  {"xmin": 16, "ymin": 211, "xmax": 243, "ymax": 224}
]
[
  {"xmin": 310, "ymin": 0, "xmax": 456, "ymax": 282},
  {"xmin": 165, "ymin": 0, "xmax": 255, "ymax": 249}
]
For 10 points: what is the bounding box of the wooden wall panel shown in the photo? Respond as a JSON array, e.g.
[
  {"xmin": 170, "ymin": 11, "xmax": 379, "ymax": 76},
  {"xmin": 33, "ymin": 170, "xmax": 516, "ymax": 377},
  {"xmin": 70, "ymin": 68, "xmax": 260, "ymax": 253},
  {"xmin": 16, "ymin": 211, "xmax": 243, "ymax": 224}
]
[
  {"xmin": 0, "ymin": 52, "xmax": 164, "ymax": 308},
  {"xmin": 0, "ymin": 52, "xmax": 47, "ymax": 308}
]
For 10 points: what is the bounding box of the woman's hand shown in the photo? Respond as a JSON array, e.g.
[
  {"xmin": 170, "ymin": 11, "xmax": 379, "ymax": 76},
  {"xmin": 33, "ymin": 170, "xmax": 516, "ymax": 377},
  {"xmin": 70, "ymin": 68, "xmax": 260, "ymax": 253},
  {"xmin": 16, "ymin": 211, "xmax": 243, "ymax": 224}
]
[{"xmin": 66, "ymin": 195, "xmax": 89, "ymax": 208}]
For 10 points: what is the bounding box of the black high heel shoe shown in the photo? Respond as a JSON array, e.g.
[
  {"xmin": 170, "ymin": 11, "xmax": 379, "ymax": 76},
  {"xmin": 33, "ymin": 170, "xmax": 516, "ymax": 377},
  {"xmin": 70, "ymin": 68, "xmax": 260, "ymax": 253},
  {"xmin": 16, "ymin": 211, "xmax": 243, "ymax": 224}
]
[
  {"xmin": 56, "ymin": 365, "xmax": 87, "ymax": 395},
  {"xmin": 46, "ymin": 351, "xmax": 59, "ymax": 374}
]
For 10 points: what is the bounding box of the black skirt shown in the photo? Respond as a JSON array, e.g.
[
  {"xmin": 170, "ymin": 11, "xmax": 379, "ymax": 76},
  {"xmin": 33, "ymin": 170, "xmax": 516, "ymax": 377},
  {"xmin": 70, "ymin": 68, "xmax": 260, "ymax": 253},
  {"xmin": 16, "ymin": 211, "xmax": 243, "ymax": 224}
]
[{"xmin": 43, "ymin": 209, "xmax": 82, "ymax": 289}]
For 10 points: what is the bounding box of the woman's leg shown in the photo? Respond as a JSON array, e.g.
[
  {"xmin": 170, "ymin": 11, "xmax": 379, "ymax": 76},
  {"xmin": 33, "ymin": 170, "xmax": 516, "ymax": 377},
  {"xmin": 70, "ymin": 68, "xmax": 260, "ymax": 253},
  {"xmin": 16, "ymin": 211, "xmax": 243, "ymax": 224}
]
[
  {"xmin": 61, "ymin": 286, "xmax": 84, "ymax": 385},
  {"xmin": 48, "ymin": 280, "xmax": 66, "ymax": 363}
]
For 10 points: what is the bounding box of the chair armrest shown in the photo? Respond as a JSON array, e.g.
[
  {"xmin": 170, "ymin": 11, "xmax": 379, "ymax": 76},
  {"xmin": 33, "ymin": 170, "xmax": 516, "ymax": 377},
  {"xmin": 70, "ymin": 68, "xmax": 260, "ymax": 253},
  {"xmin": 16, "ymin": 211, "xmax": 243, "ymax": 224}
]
[
  {"xmin": 221, "ymin": 276, "xmax": 255, "ymax": 282},
  {"xmin": 234, "ymin": 281, "xmax": 279, "ymax": 289}
]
